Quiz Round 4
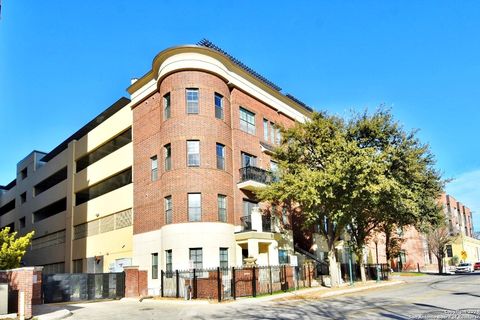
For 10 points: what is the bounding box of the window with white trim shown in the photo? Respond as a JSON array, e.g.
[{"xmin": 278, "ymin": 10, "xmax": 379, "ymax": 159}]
[
  {"xmin": 187, "ymin": 140, "xmax": 200, "ymax": 167},
  {"xmin": 239, "ymin": 107, "xmax": 255, "ymax": 135},
  {"xmin": 186, "ymin": 89, "xmax": 199, "ymax": 114},
  {"xmin": 188, "ymin": 193, "xmax": 201, "ymax": 222}
]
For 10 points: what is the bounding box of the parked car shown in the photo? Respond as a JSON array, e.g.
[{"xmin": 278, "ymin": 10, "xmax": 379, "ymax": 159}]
[
  {"xmin": 455, "ymin": 262, "xmax": 474, "ymax": 273},
  {"xmin": 474, "ymin": 262, "xmax": 480, "ymax": 271}
]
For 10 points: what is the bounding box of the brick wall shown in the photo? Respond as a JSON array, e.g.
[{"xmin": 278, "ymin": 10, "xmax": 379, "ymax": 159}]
[
  {"xmin": 124, "ymin": 266, "xmax": 148, "ymax": 298},
  {"xmin": 133, "ymin": 71, "xmax": 235, "ymax": 234},
  {"xmin": 132, "ymin": 70, "xmax": 298, "ymax": 236},
  {"xmin": 0, "ymin": 267, "xmax": 43, "ymax": 318}
]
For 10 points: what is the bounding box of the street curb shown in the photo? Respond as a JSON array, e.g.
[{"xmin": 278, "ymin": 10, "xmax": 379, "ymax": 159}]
[
  {"xmin": 129, "ymin": 297, "xmax": 211, "ymax": 305},
  {"xmin": 317, "ymin": 280, "xmax": 405, "ymax": 298},
  {"xmin": 237, "ymin": 280, "xmax": 406, "ymax": 303},
  {"xmin": 34, "ymin": 309, "xmax": 72, "ymax": 320}
]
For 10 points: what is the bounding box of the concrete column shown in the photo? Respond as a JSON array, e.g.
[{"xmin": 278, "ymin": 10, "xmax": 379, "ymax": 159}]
[
  {"xmin": 248, "ymin": 240, "xmax": 259, "ymax": 259},
  {"xmin": 64, "ymin": 140, "xmax": 76, "ymax": 273},
  {"xmin": 251, "ymin": 207, "xmax": 262, "ymax": 232},
  {"xmin": 268, "ymin": 241, "xmax": 280, "ymax": 265}
]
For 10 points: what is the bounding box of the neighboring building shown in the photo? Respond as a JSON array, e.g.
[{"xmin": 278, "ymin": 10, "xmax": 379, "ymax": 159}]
[
  {"xmin": 0, "ymin": 41, "xmax": 311, "ymax": 286},
  {"xmin": 362, "ymin": 193, "xmax": 477, "ymax": 272},
  {"xmin": 441, "ymin": 193, "xmax": 474, "ymax": 238},
  {"xmin": 0, "ymin": 98, "xmax": 134, "ymax": 273},
  {"xmin": 441, "ymin": 194, "xmax": 479, "ymax": 264}
]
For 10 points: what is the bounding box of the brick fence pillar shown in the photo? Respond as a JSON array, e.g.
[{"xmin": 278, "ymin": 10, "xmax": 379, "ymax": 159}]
[
  {"xmin": 124, "ymin": 266, "xmax": 148, "ymax": 298},
  {"xmin": 0, "ymin": 266, "xmax": 43, "ymax": 319}
]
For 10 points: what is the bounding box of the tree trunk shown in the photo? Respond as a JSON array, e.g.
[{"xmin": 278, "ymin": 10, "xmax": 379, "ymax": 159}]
[
  {"xmin": 437, "ymin": 254, "xmax": 443, "ymax": 274},
  {"xmin": 358, "ymin": 252, "xmax": 367, "ymax": 283},
  {"xmin": 328, "ymin": 249, "xmax": 340, "ymax": 287},
  {"xmin": 385, "ymin": 228, "xmax": 391, "ymax": 263}
]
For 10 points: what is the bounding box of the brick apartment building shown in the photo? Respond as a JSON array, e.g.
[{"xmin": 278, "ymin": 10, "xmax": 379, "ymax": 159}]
[
  {"xmin": 1, "ymin": 40, "xmax": 476, "ymax": 295},
  {"xmin": 362, "ymin": 193, "xmax": 476, "ymax": 272},
  {"xmin": 0, "ymin": 41, "xmax": 311, "ymax": 290}
]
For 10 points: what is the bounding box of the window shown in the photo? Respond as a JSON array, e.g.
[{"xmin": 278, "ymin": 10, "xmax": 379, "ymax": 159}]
[
  {"xmin": 446, "ymin": 245, "xmax": 453, "ymax": 258},
  {"xmin": 243, "ymin": 199, "xmax": 258, "ymax": 217},
  {"xmin": 188, "ymin": 193, "xmax": 201, "ymax": 222},
  {"xmin": 75, "ymin": 168, "xmax": 132, "ymax": 205},
  {"xmin": 215, "ymin": 93, "xmax": 224, "ymax": 120},
  {"xmin": 34, "ymin": 167, "xmax": 67, "ymax": 196},
  {"xmin": 0, "ymin": 199, "xmax": 15, "ymax": 216},
  {"xmin": 33, "ymin": 198, "xmax": 67, "ymax": 223},
  {"xmin": 279, "ymin": 249, "xmax": 289, "ymax": 264},
  {"xmin": 151, "ymin": 156, "xmax": 158, "ymax": 181},
  {"xmin": 76, "ymin": 128, "xmax": 132, "ymax": 173},
  {"xmin": 42, "ymin": 262, "xmax": 65, "ymax": 274},
  {"xmin": 270, "ymin": 161, "xmax": 278, "ymax": 173},
  {"xmin": 263, "ymin": 119, "xmax": 269, "ymax": 141},
  {"xmin": 241, "ymin": 152, "xmax": 257, "ymax": 168},
  {"xmin": 218, "ymin": 195, "xmax": 227, "ymax": 222},
  {"xmin": 275, "ymin": 126, "xmax": 282, "ymax": 144},
  {"xmin": 19, "ymin": 217, "xmax": 26, "ymax": 229},
  {"xmin": 164, "ymin": 144, "xmax": 171, "ymax": 171},
  {"xmin": 20, "ymin": 167, "xmax": 28, "ymax": 180},
  {"xmin": 189, "ymin": 248, "xmax": 203, "ymax": 269},
  {"xmin": 187, "ymin": 140, "xmax": 200, "ymax": 167},
  {"xmin": 165, "ymin": 250, "xmax": 173, "ymax": 277},
  {"xmin": 186, "ymin": 89, "xmax": 199, "ymax": 114},
  {"xmin": 165, "ymin": 196, "xmax": 172, "ymax": 224},
  {"xmin": 20, "ymin": 192, "xmax": 27, "ymax": 204},
  {"xmin": 31, "ymin": 230, "xmax": 66, "ymax": 250},
  {"xmin": 239, "ymin": 107, "xmax": 255, "ymax": 134},
  {"xmin": 216, "ymin": 143, "xmax": 225, "ymax": 170},
  {"xmin": 73, "ymin": 259, "xmax": 83, "ymax": 273},
  {"xmin": 270, "ymin": 122, "xmax": 275, "ymax": 143},
  {"xmin": 220, "ymin": 248, "xmax": 228, "ymax": 269},
  {"xmin": 163, "ymin": 92, "xmax": 171, "ymax": 120},
  {"xmin": 151, "ymin": 253, "xmax": 158, "ymax": 279}
]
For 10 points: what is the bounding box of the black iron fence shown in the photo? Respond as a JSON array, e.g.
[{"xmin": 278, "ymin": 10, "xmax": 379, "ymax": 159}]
[
  {"xmin": 160, "ymin": 265, "xmax": 312, "ymax": 302},
  {"xmin": 340, "ymin": 263, "xmax": 389, "ymax": 283},
  {"xmin": 239, "ymin": 166, "xmax": 272, "ymax": 184},
  {"xmin": 42, "ymin": 272, "xmax": 125, "ymax": 303}
]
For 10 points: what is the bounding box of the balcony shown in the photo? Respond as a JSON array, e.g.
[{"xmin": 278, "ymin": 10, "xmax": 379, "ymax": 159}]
[
  {"xmin": 240, "ymin": 214, "xmax": 276, "ymax": 233},
  {"xmin": 238, "ymin": 166, "xmax": 275, "ymax": 191}
]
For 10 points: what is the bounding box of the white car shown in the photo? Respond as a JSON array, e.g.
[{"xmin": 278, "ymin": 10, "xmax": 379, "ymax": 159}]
[{"xmin": 455, "ymin": 262, "xmax": 474, "ymax": 273}]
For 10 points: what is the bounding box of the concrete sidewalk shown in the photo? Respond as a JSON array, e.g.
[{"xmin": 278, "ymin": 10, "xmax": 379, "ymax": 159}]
[
  {"xmin": 32, "ymin": 304, "xmax": 73, "ymax": 320},
  {"xmin": 237, "ymin": 279, "xmax": 405, "ymax": 303},
  {"xmin": 29, "ymin": 280, "xmax": 404, "ymax": 319}
]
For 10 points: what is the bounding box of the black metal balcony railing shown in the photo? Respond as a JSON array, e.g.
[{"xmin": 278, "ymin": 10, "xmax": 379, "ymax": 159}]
[
  {"xmin": 239, "ymin": 215, "xmax": 275, "ymax": 232},
  {"xmin": 239, "ymin": 166, "xmax": 276, "ymax": 184},
  {"xmin": 240, "ymin": 215, "xmax": 252, "ymax": 231},
  {"xmin": 262, "ymin": 215, "xmax": 274, "ymax": 232}
]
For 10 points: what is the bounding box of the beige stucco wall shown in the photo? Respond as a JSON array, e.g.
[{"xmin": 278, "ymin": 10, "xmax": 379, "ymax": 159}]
[{"xmin": 0, "ymin": 100, "xmax": 134, "ymax": 272}]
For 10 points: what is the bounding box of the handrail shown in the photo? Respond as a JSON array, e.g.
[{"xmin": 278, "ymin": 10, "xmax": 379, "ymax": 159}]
[{"xmin": 294, "ymin": 245, "xmax": 328, "ymax": 266}]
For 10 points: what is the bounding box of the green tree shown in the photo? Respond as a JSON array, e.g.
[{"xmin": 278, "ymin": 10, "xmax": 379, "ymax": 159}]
[
  {"xmin": 256, "ymin": 112, "xmax": 385, "ymax": 287},
  {"xmin": 346, "ymin": 110, "xmax": 443, "ymax": 279},
  {"xmin": 257, "ymin": 109, "xmax": 444, "ymax": 285},
  {"xmin": 0, "ymin": 228, "xmax": 34, "ymax": 270}
]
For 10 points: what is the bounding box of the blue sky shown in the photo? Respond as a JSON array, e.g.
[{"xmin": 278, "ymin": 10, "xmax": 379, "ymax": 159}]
[{"xmin": 1, "ymin": 1, "xmax": 479, "ymax": 229}]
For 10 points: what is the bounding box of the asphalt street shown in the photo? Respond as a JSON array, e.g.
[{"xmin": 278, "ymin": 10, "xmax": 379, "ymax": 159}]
[{"xmin": 64, "ymin": 273, "xmax": 480, "ymax": 320}]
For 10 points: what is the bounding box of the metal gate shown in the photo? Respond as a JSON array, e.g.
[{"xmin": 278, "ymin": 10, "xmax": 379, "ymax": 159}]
[{"xmin": 42, "ymin": 272, "xmax": 125, "ymax": 303}]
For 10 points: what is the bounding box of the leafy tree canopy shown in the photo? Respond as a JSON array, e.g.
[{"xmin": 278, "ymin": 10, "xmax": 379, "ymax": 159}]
[{"xmin": 0, "ymin": 228, "xmax": 34, "ymax": 270}]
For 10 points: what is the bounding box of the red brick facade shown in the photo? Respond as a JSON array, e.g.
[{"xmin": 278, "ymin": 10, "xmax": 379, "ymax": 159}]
[
  {"xmin": 0, "ymin": 267, "xmax": 42, "ymax": 318},
  {"xmin": 443, "ymin": 194, "xmax": 474, "ymax": 237},
  {"xmin": 132, "ymin": 70, "xmax": 297, "ymax": 235}
]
